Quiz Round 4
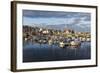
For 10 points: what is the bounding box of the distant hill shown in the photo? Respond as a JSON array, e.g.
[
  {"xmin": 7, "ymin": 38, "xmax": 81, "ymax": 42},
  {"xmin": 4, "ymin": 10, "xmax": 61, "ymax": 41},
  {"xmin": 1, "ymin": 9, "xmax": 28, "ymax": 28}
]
[{"xmin": 24, "ymin": 23, "xmax": 90, "ymax": 32}]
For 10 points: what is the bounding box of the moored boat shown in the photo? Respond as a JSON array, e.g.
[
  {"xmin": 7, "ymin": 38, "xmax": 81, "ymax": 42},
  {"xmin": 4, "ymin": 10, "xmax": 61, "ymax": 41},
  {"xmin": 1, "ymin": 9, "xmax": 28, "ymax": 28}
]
[
  {"xmin": 59, "ymin": 42, "xmax": 65, "ymax": 48},
  {"xmin": 70, "ymin": 41, "xmax": 81, "ymax": 47},
  {"xmin": 48, "ymin": 40, "xmax": 53, "ymax": 45},
  {"xmin": 86, "ymin": 38, "xmax": 91, "ymax": 42}
]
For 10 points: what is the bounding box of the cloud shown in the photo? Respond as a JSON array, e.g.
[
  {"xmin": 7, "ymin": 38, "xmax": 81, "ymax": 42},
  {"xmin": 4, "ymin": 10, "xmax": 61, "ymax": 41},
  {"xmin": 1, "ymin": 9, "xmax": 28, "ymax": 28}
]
[
  {"xmin": 23, "ymin": 10, "xmax": 91, "ymax": 32},
  {"xmin": 23, "ymin": 10, "xmax": 90, "ymax": 18}
]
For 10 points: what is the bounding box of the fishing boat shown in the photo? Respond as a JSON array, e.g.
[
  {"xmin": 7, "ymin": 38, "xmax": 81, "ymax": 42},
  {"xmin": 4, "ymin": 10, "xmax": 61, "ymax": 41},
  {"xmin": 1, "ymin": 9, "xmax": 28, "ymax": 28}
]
[
  {"xmin": 48, "ymin": 40, "xmax": 53, "ymax": 45},
  {"xmin": 86, "ymin": 38, "xmax": 91, "ymax": 42},
  {"xmin": 81, "ymin": 37, "xmax": 86, "ymax": 42},
  {"xmin": 59, "ymin": 42, "xmax": 65, "ymax": 48},
  {"xmin": 70, "ymin": 41, "xmax": 81, "ymax": 47}
]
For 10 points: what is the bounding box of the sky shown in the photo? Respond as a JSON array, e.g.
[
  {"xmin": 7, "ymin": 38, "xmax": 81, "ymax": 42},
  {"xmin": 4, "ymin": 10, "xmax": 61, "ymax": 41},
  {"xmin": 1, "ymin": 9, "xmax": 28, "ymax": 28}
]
[{"xmin": 22, "ymin": 10, "xmax": 91, "ymax": 31}]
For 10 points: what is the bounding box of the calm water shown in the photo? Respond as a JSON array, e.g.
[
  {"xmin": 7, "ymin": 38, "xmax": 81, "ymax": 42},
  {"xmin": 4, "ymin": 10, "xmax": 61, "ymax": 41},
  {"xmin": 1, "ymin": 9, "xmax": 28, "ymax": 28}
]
[{"xmin": 23, "ymin": 42, "xmax": 91, "ymax": 62}]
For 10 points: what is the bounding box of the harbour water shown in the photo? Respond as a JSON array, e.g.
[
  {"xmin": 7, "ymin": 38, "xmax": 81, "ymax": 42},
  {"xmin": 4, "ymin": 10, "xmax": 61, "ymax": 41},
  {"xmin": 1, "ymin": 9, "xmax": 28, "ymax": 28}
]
[{"xmin": 23, "ymin": 42, "xmax": 91, "ymax": 62}]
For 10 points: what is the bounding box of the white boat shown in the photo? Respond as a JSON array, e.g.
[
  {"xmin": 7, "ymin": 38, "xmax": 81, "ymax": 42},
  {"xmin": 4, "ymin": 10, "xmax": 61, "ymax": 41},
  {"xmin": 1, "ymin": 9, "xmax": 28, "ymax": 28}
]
[
  {"xmin": 48, "ymin": 40, "xmax": 53, "ymax": 45},
  {"xmin": 59, "ymin": 42, "xmax": 65, "ymax": 48},
  {"xmin": 86, "ymin": 38, "xmax": 91, "ymax": 42},
  {"xmin": 70, "ymin": 41, "xmax": 81, "ymax": 46},
  {"xmin": 81, "ymin": 37, "xmax": 86, "ymax": 42}
]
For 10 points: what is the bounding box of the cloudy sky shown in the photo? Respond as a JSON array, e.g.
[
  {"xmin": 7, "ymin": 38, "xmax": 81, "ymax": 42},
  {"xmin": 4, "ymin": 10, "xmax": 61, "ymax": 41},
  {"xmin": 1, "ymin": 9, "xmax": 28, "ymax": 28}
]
[{"xmin": 23, "ymin": 10, "xmax": 91, "ymax": 31}]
